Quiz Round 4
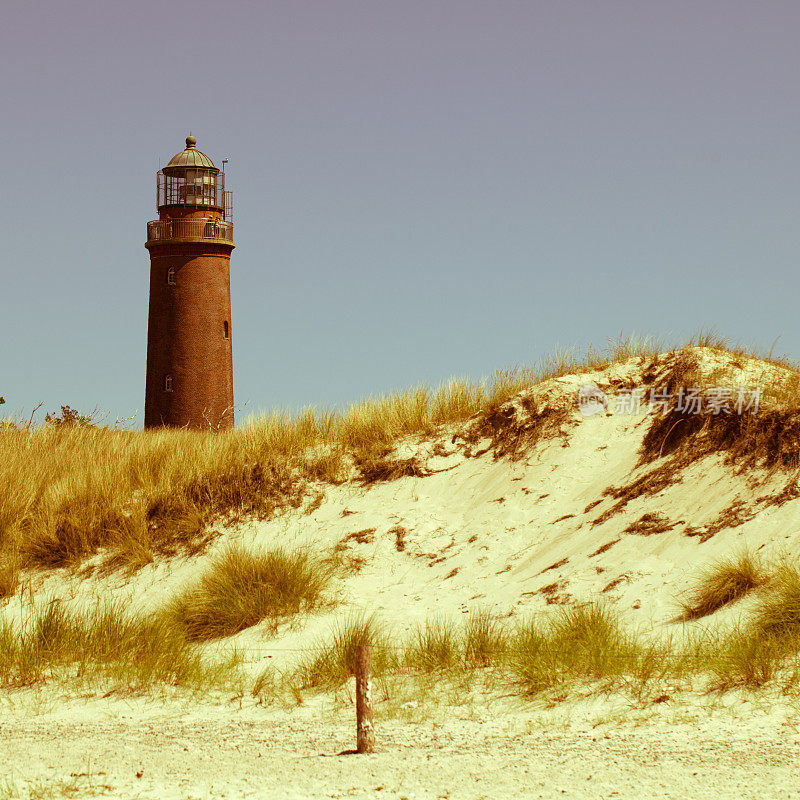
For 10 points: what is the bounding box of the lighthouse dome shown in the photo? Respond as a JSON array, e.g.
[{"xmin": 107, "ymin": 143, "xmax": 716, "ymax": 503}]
[{"xmin": 163, "ymin": 135, "xmax": 218, "ymax": 173}]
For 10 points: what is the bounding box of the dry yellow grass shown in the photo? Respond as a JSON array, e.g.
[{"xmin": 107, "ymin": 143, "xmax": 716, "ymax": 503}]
[
  {"xmin": 1, "ymin": 332, "xmax": 798, "ymax": 580},
  {"xmin": 680, "ymin": 551, "xmax": 765, "ymax": 620},
  {"xmin": 165, "ymin": 545, "xmax": 333, "ymax": 641}
]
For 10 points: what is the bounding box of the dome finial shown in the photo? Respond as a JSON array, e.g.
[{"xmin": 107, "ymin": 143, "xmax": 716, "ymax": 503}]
[{"xmin": 185, "ymin": 134, "xmax": 197, "ymax": 149}]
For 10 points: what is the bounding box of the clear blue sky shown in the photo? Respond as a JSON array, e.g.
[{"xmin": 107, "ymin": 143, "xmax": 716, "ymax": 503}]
[{"xmin": 1, "ymin": 1, "xmax": 798, "ymax": 424}]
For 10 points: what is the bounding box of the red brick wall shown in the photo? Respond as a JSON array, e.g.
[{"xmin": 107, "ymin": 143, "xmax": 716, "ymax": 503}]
[{"xmin": 144, "ymin": 242, "xmax": 234, "ymax": 430}]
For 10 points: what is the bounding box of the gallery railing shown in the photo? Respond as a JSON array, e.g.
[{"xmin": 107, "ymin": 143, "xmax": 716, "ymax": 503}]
[{"xmin": 146, "ymin": 219, "xmax": 234, "ymax": 245}]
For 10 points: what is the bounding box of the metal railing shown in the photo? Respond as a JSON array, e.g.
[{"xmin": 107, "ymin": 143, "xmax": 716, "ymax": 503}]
[{"xmin": 146, "ymin": 218, "xmax": 234, "ymax": 245}]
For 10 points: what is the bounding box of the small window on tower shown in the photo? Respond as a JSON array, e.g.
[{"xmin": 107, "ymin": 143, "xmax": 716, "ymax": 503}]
[
  {"xmin": 223, "ymin": 321, "xmax": 230, "ymax": 339},
  {"xmin": 164, "ymin": 375, "xmax": 173, "ymax": 392},
  {"xmin": 167, "ymin": 268, "xmax": 175, "ymax": 285}
]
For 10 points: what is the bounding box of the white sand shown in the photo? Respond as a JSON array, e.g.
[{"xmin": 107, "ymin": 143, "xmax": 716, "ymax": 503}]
[{"xmin": 2, "ymin": 687, "xmax": 800, "ymax": 799}]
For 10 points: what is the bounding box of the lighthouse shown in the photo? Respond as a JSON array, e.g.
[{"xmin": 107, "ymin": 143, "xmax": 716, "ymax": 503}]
[{"xmin": 144, "ymin": 136, "xmax": 235, "ymax": 430}]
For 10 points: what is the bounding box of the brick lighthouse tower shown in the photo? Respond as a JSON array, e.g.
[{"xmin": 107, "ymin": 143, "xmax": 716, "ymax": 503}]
[{"xmin": 144, "ymin": 136, "xmax": 235, "ymax": 430}]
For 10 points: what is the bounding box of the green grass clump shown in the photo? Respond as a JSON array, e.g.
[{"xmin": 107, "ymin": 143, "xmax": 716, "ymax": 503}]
[
  {"xmin": 290, "ymin": 592, "xmax": 800, "ymax": 700},
  {"xmin": 166, "ymin": 545, "xmax": 332, "ymax": 642},
  {"xmin": 295, "ymin": 606, "xmax": 671, "ymax": 699},
  {"xmin": 296, "ymin": 613, "xmax": 389, "ymax": 689},
  {"xmin": 463, "ymin": 608, "xmax": 508, "ymax": 666},
  {"xmin": 681, "ymin": 557, "xmax": 800, "ymax": 690},
  {"xmin": 681, "ymin": 551, "xmax": 765, "ymax": 620},
  {"xmin": 404, "ymin": 616, "xmax": 461, "ymax": 672},
  {"xmin": 694, "ymin": 628, "xmax": 781, "ymax": 690},
  {"xmin": 752, "ymin": 563, "xmax": 800, "ymax": 639},
  {"xmin": 0, "ymin": 599, "xmax": 234, "ymax": 690},
  {"xmin": 510, "ymin": 603, "xmax": 655, "ymax": 695},
  {"xmin": 298, "ymin": 611, "xmax": 510, "ymax": 691},
  {"xmin": 404, "ymin": 610, "xmax": 509, "ymax": 672}
]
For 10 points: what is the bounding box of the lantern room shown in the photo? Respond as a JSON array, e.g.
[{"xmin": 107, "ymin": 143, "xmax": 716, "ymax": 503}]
[{"xmin": 156, "ymin": 135, "xmax": 232, "ymax": 220}]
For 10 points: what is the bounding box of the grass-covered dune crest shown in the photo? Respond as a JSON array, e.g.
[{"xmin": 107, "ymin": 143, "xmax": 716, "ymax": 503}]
[{"xmin": 3, "ymin": 331, "xmax": 799, "ymax": 578}]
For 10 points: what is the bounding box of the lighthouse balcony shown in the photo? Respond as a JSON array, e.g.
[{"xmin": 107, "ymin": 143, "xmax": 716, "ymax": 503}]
[{"xmin": 146, "ymin": 218, "xmax": 234, "ymax": 247}]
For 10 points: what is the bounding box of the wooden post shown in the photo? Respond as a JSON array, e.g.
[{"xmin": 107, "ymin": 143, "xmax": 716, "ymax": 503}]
[{"xmin": 355, "ymin": 644, "xmax": 375, "ymax": 753}]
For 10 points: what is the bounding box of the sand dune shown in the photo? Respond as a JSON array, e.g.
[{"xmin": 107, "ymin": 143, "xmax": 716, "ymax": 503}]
[{"xmin": 5, "ymin": 346, "xmax": 800, "ymax": 798}]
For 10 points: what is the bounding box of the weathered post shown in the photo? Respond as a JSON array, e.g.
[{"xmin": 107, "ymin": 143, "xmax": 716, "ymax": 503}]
[{"xmin": 355, "ymin": 644, "xmax": 375, "ymax": 753}]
